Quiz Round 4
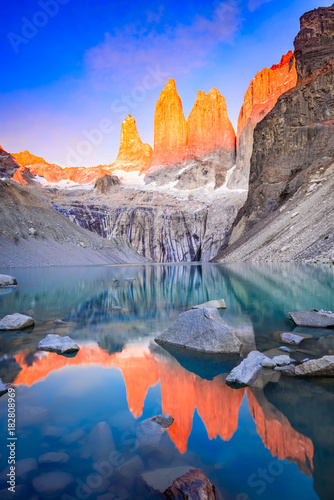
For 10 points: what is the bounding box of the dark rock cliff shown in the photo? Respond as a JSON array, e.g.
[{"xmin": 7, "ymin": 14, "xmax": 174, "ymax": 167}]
[{"xmin": 216, "ymin": 4, "xmax": 334, "ymax": 260}]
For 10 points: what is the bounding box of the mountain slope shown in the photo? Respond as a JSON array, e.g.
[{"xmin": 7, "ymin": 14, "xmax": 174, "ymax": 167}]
[{"xmin": 0, "ymin": 180, "xmax": 148, "ymax": 267}]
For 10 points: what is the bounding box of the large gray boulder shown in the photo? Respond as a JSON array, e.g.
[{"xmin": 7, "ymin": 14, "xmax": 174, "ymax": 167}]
[
  {"xmin": 289, "ymin": 310, "xmax": 334, "ymax": 328},
  {"xmin": 0, "ymin": 275, "xmax": 17, "ymax": 287},
  {"xmin": 0, "ymin": 313, "xmax": 34, "ymax": 330},
  {"xmin": 154, "ymin": 308, "xmax": 242, "ymax": 354},
  {"xmin": 37, "ymin": 334, "xmax": 80, "ymax": 354},
  {"xmin": 226, "ymin": 351, "xmax": 267, "ymax": 385},
  {"xmin": 295, "ymin": 355, "xmax": 334, "ymax": 377}
]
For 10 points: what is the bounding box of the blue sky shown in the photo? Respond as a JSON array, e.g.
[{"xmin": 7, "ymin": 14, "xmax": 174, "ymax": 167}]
[{"xmin": 0, "ymin": 0, "xmax": 330, "ymax": 167}]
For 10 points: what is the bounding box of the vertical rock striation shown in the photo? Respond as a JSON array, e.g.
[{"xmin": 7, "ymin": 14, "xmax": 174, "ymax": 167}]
[{"xmin": 227, "ymin": 51, "xmax": 297, "ymax": 189}]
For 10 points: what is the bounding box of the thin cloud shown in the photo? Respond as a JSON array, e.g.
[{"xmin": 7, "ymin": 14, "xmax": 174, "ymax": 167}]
[
  {"xmin": 248, "ymin": 0, "xmax": 272, "ymax": 12},
  {"xmin": 84, "ymin": 1, "xmax": 242, "ymax": 91}
]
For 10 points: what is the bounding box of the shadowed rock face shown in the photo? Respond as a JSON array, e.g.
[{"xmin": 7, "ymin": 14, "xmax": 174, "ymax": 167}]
[
  {"xmin": 0, "ymin": 146, "xmax": 20, "ymax": 180},
  {"xmin": 294, "ymin": 4, "xmax": 334, "ymax": 80},
  {"xmin": 220, "ymin": 4, "xmax": 334, "ymax": 256}
]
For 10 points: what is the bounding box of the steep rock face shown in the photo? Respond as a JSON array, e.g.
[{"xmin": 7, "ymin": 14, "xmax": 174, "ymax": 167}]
[
  {"xmin": 219, "ymin": 4, "xmax": 334, "ymax": 259},
  {"xmin": 0, "ymin": 146, "xmax": 20, "ymax": 179},
  {"xmin": 227, "ymin": 51, "xmax": 297, "ymax": 189},
  {"xmin": 52, "ymin": 187, "xmax": 245, "ymax": 262},
  {"xmin": 149, "ymin": 79, "xmax": 188, "ymax": 169},
  {"xmin": 187, "ymin": 89, "xmax": 235, "ymax": 159},
  {"xmin": 112, "ymin": 115, "xmax": 152, "ymax": 172},
  {"xmin": 294, "ymin": 4, "xmax": 334, "ymax": 79}
]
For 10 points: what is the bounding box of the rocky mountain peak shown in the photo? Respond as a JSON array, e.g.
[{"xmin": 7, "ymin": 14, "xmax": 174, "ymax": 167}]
[
  {"xmin": 149, "ymin": 79, "xmax": 188, "ymax": 169},
  {"xmin": 187, "ymin": 87, "xmax": 235, "ymax": 158},
  {"xmin": 113, "ymin": 114, "xmax": 152, "ymax": 172},
  {"xmin": 294, "ymin": 4, "xmax": 334, "ymax": 81}
]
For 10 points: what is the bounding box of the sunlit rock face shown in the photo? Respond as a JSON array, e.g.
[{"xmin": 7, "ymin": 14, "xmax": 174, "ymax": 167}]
[
  {"xmin": 227, "ymin": 51, "xmax": 297, "ymax": 190},
  {"xmin": 247, "ymin": 389, "xmax": 314, "ymax": 475},
  {"xmin": 11, "ymin": 150, "xmax": 114, "ymax": 186},
  {"xmin": 187, "ymin": 88, "xmax": 235, "ymax": 159},
  {"xmin": 149, "ymin": 79, "xmax": 188, "ymax": 169},
  {"xmin": 112, "ymin": 115, "xmax": 152, "ymax": 172},
  {"xmin": 12, "ymin": 151, "xmax": 68, "ymax": 184}
]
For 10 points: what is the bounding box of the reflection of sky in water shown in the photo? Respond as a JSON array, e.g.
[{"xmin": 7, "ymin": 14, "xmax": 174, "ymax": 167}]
[{"xmin": 0, "ymin": 263, "xmax": 333, "ymax": 499}]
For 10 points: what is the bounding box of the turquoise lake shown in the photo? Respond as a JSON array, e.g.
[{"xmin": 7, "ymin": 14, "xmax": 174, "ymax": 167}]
[{"xmin": 0, "ymin": 263, "xmax": 333, "ymax": 499}]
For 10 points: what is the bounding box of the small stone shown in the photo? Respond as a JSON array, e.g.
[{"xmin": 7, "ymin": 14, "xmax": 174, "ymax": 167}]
[
  {"xmin": 279, "ymin": 346, "xmax": 292, "ymax": 353},
  {"xmin": 0, "ymin": 274, "xmax": 17, "ymax": 287},
  {"xmin": 280, "ymin": 332, "xmax": 305, "ymax": 345},
  {"xmin": 272, "ymin": 355, "xmax": 291, "ymax": 366},
  {"xmin": 261, "ymin": 358, "xmax": 276, "ymax": 369},
  {"xmin": 53, "ymin": 319, "xmax": 66, "ymax": 325},
  {"xmin": 28, "ymin": 227, "xmax": 37, "ymax": 236},
  {"xmin": 0, "ymin": 313, "xmax": 35, "ymax": 331},
  {"xmin": 274, "ymin": 365, "xmax": 296, "ymax": 375},
  {"xmin": 150, "ymin": 414, "xmax": 174, "ymax": 429},
  {"xmin": 38, "ymin": 452, "xmax": 69, "ymax": 464},
  {"xmin": 32, "ymin": 471, "xmax": 73, "ymax": 495},
  {"xmin": 164, "ymin": 468, "xmax": 218, "ymax": 499},
  {"xmin": 37, "ymin": 334, "xmax": 80, "ymax": 354}
]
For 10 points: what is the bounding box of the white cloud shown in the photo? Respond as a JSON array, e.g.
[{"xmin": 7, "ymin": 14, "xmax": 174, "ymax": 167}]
[{"xmin": 83, "ymin": 1, "xmax": 242, "ymax": 92}]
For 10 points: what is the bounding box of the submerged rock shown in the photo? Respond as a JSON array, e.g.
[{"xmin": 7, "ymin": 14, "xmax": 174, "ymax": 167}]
[
  {"xmin": 192, "ymin": 299, "xmax": 226, "ymax": 309},
  {"xmin": 150, "ymin": 413, "xmax": 174, "ymax": 429},
  {"xmin": 155, "ymin": 308, "xmax": 242, "ymax": 354},
  {"xmin": 279, "ymin": 346, "xmax": 292, "ymax": 353},
  {"xmin": 289, "ymin": 310, "xmax": 334, "ymax": 328},
  {"xmin": 86, "ymin": 421, "xmax": 114, "ymax": 461},
  {"xmin": 226, "ymin": 351, "xmax": 267, "ymax": 385},
  {"xmin": 164, "ymin": 468, "xmax": 218, "ymax": 499},
  {"xmin": 0, "ymin": 274, "xmax": 17, "ymax": 287},
  {"xmin": 0, "ymin": 313, "xmax": 34, "ymax": 331},
  {"xmin": 295, "ymin": 355, "xmax": 334, "ymax": 377},
  {"xmin": 280, "ymin": 332, "xmax": 306, "ymax": 344},
  {"xmin": 32, "ymin": 471, "xmax": 73, "ymax": 495},
  {"xmin": 37, "ymin": 334, "xmax": 79, "ymax": 354},
  {"xmin": 38, "ymin": 452, "xmax": 69, "ymax": 464}
]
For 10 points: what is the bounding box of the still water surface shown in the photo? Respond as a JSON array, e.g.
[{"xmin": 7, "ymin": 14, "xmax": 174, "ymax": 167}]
[{"xmin": 0, "ymin": 263, "xmax": 333, "ymax": 499}]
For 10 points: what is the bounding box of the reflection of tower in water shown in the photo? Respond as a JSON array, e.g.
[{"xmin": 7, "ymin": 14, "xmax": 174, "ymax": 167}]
[{"xmin": 14, "ymin": 343, "xmax": 313, "ymax": 473}]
